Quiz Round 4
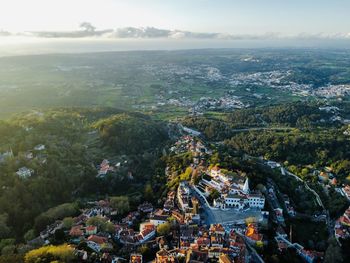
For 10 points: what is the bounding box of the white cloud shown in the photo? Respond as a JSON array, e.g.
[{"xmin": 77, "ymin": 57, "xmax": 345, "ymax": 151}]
[
  {"xmin": 169, "ymin": 31, "xmax": 186, "ymax": 39},
  {"xmin": 1, "ymin": 24, "xmax": 350, "ymax": 41}
]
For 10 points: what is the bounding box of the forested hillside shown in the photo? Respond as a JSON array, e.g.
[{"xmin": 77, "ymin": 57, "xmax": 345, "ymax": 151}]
[
  {"xmin": 181, "ymin": 102, "xmax": 350, "ymax": 183},
  {"xmin": 182, "ymin": 102, "xmax": 340, "ymax": 140},
  {"xmin": 93, "ymin": 113, "xmax": 168, "ymax": 154},
  {"xmin": 0, "ymin": 108, "xmax": 168, "ymax": 247}
]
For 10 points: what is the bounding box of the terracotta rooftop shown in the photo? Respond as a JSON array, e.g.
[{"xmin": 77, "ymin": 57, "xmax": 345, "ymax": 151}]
[
  {"xmin": 245, "ymin": 224, "xmax": 263, "ymax": 242},
  {"xmin": 69, "ymin": 225, "xmax": 84, "ymax": 236},
  {"xmin": 88, "ymin": 235, "xmax": 108, "ymax": 244},
  {"xmin": 86, "ymin": 225, "xmax": 97, "ymax": 232},
  {"xmin": 211, "ymin": 166, "xmax": 220, "ymax": 171},
  {"xmin": 219, "ymin": 254, "xmax": 234, "ymax": 263}
]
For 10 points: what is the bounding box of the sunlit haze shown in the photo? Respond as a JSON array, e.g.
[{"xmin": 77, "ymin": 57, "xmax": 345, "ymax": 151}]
[{"xmin": 1, "ymin": 0, "xmax": 349, "ymax": 35}]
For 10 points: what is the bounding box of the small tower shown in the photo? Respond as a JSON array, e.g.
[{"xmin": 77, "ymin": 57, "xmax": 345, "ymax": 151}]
[
  {"xmin": 243, "ymin": 178, "xmax": 250, "ymax": 194},
  {"xmin": 191, "ymin": 197, "xmax": 199, "ymax": 214}
]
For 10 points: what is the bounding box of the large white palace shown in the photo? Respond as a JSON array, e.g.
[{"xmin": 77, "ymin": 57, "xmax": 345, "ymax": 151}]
[{"xmin": 203, "ymin": 166, "xmax": 265, "ymax": 210}]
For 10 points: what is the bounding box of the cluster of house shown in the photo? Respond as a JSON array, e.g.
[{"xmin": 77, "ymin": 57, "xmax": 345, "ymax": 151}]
[
  {"xmin": 167, "ymin": 134, "xmax": 207, "ymax": 181},
  {"xmin": 170, "ymin": 135, "xmax": 210, "ymax": 161},
  {"xmin": 16, "ymin": 144, "xmax": 47, "ymax": 178},
  {"xmin": 340, "ymin": 185, "xmax": 350, "ymax": 201},
  {"xmin": 275, "ymin": 227, "xmax": 324, "ymax": 263},
  {"xmin": 313, "ymin": 84, "xmax": 350, "ymax": 98},
  {"xmin": 28, "ymin": 198, "xmax": 169, "ymax": 262},
  {"xmin": 230, "ymin": 70, "xmax": 313, "ymax": 97},
  {"xmin": 97, "ymin": 159, "xmax": 117, "ymax": 177},
  {"xmin": 117, "ymin": 221, "xmax": 156, "ymax": 246},
  {"xmin": 335, "ymin": 207, "xmax": 350, "ymax": 241},
  {"xmin": 265, "ymin": 180, "xmax": 285, "ymax": 224},
  {"xmin": 65, "ymin": 199, "xmax": 181, "ymax": 261},
  {"xmin": 27, "ymin": 125, "xmax": 331, "ymax": 262},
  {"xmin": 283, "ymin": 194, "xmax": 296, "ymax": 217},
  {"xmin": 316, "ymin": 169, "xmax": 337, "ymax": 186},
  {"xmin": 195, "ymin": 166, "xmax": 265, "ymax": 211},
  {"xmin": 167, "ymin": 130, "xmax": 329, "ymax": 263},
  {"xmin": 176, "ymin": 182, "xmax": 201, "ymax": 224},
  {"xmin": 114, "ymin": 177, "xmax": 261, "ymax": 263},
  {"xmin": 177, "ymin": 182, "xmax": 191, "ymax": 211},
  {"xmin": 154, "ymin": 223, "xmax": 247, "ymax": 263},
  {"xmin": 16, "ymin": 167, "xmax": 34, "ymax": 178},
  {"xmin": 23, "ymin": 144, "xmax": 47, "ymax": 164},
  {"xmin": 96, "ymin": 159, "xmax": 133, "ymax": 179},
  {"xmin": 2, "ymin": 144, "xmax": 47, "ymax": 179},
  {"xmin": 0, "ymin": 149, "xmax": 14, "ymax": 163},
  {"xmin": 25, "ymin": 200, "xmax": 117, "ymax": 259},
  {"xmin": 163, "ymin": 134, "xmax": 269, "ymax": 262},
  {"xmin": 67, "ymin": 201, "xmax": 116, "ymax": 253},
  {"xmin": 109, "ymin": 188, "xmax": 250, "ymax": 263},
  {"xmin": 108, "ymin": 202, "xmax": 179, "ymax": 248},
  {"xmin": 189, "ymin": 94, "xmax": 247, "ymax": 114}
]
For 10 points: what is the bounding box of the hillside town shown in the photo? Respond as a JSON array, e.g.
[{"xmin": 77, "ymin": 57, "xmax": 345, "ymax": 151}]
[{"xmin": 21, "ymin": 128, "xmax": 334, "ymax": 263}]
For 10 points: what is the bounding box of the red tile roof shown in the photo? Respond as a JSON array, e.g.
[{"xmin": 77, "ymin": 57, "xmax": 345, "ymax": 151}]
[
  {"xmin": 69, "ymin": 225, "xmax": 84, "ymax": 236},
  {"xmin": 339, "ymin": 215, "xmax": 350, "ymax": 226},
  {"xmin": 86, "ymin": 225, "xmax": 97, "ymax": 232},
  {"xmin": 197, "ymin": 237, "xmax": 210, "ymax": 246},
  {"xmin": 87, "ymin": 235, "xmax": 108, "ymax": 244},
  {"xmin": 245, "ymin": 224, "xmax": 263, "ymax": 242},
  {"xmin": 211, "ymin": 166, "xmax": 220, "ymax": 171}
]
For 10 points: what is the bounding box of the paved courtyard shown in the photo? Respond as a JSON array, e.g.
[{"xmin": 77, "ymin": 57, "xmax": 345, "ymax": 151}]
[
  {"xmin": 202, "ymin": 207, "xmax": 263, "ymax": 225},
  {"xmin": 191, "ymin": 184, "xmax": 264, "ymax": 225}
]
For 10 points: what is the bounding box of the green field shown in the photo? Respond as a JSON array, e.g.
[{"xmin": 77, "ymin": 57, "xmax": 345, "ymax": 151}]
[{"xmin": 1, "ymin": 48, "xmax": 350, "ymax": 119}]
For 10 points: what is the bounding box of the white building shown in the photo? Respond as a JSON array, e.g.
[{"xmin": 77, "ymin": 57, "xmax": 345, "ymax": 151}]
[
  {"xmin": 222, "ymin": 193, "xmax": 265, "ymax": 210},
  {"xmin": 210, "ymin": 166, "xmax": 221, "ymax": 178},
  {"xmin": 247, "ymin": 193, "xmax": 265, "ymax": 209},
  {"xmin": 177, "ymin": 182, "xmax": 190, "ymax": 212},
  {"xmin": 223, "ymin": 194, "xmax": 246, "ymax": 209},
  {"xmin": 16, "ymin": 167, "xmax": 34, "ymax": 178},
  {"xmin": 34, "ymin": 144, "xmax": 46, "ymax": 151},
  {"xmin": 139, "ymin": 223, "xmax": 156, "ymax": 242},
  {"xmin": 149, "ymin": 214, "xmax": 168, "ymax": 226},
  {"xmin": 266, "ymin": 161, "xmax": 281, "ymax": 169},
  {"xmin": 217, "ymin": 173, "xmax": 231, "ymax": 184},
  {"xmin": 0, "ymin": 150, "xmax": 13, "ymax": 163},
  {"xmin": 216, "ymin": 178, "xmax": 265, "ymax": 210}
]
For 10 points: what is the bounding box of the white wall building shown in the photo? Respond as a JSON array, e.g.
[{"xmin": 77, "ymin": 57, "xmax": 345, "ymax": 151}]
[
  {"xmin": 177, "ymin": 182, "xmax": 190, "ymax": 212},
  {"xmin": 210, "ymin": 166, "xmax": 221, "ymax": 178},
  {"xmin": 247, "ymin": 194, "xmax": 265, "ymax": 209},
  {"xmin": 215, "ymin": 178, "xmax": 265, "ymax": 210}
]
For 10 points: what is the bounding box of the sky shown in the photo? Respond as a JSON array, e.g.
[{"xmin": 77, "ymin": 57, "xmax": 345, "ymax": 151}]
[{"xmin": 0, "ymin": 0, "xmax": 349, "ymax": 36}]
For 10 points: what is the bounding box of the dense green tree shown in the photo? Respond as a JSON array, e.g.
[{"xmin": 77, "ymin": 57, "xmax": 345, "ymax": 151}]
[
  {"xmin": 156, "ymin": 222, "xmax": 171, "ymax": 236},
  {"xmin": 86, "ymin": 216, "xmax": 107, "ymax": 230},
  {"xmin": 93, "ymin": 113, "xmax": 168, "ymax": 154},
  {"xmin": 0, "ymin": 239, "xmax": 15, "ymax": 254},
  {"xmin": 23, "ymin": 230, "xmax": 35, "ymax": 242},
  {"xmin": 0, "ymin": 215, "xmax": 10, "ymax": 239},
  {"xmin": 144, "ymin": 183, "xmax": 154, "ymax": 202},
  {"xmin": 110, "ymin": 196, "xmax": 130, "ymax": 215},
  {"xmin": 209, "ymin": 189, "xmax": 220, "ymax": 201},
  {"xmin": 104, "ymin": 222, "xmax": 116, "ymax": 234},
  {"xmin": 324, "ymin": 238, "xmax": 343, "ymax": 263}
]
